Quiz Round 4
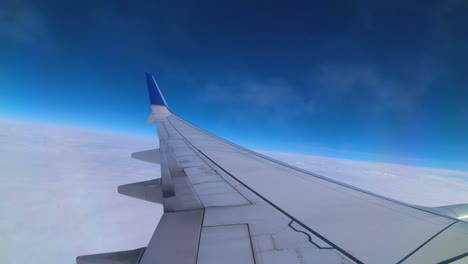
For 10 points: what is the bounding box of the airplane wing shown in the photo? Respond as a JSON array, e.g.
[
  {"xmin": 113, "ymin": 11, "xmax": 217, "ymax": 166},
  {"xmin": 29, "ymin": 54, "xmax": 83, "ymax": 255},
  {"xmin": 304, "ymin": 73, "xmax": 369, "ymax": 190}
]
[{"xmin": 77, "ymin": 73, "xmax": 468, "ymax": 264}]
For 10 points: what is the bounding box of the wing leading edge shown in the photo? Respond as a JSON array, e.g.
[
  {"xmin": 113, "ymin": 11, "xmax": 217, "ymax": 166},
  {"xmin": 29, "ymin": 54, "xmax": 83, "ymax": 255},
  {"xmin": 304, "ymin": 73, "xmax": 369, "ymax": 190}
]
[{"xmin": 77, "ymin": 73, "xmax": 468, "ymax": 264}]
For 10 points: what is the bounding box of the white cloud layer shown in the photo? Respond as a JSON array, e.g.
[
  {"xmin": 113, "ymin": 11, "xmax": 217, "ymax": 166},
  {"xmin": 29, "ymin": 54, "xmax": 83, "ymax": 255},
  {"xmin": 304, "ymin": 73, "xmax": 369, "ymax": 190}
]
[
  {"xmin": 260, "ymin": 151, "xmax": 468, "ymax": 207},
  {"xmin": 0, "ymin": 120, "xmax": 163, "ymax": 264},
  {"xmin": 0, "ymin": 119, "xmax": 466, "ymax": 264}
]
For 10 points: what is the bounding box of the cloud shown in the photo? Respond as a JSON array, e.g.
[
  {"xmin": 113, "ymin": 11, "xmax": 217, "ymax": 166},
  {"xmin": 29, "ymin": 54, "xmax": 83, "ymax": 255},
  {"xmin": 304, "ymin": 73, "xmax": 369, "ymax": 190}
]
[
  {"xmin": 1, "ymin": 119, "xmax": 466, "ymax": 263},
  {"xmin": 260, "ymin": 150, "xmax": 468, "ymax": 207},
  {"xmin": 203, "ymin": 77, "xmax": 315, "ymax": 122},
  {"xmin": 314, "ymin": 64, "xmax": 435, "ymax": 116},
  {"xmin": 0, "ymin": 119, "xmax": 162, "ymax": 264},
  {"xmin": 201, "ymin": 60, "xmax": 439, "ymax": 125}
]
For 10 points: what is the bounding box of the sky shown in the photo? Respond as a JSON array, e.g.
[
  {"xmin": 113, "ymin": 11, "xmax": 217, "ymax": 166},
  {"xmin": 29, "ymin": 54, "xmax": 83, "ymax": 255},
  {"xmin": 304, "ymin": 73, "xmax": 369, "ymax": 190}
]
[
  {"xmin": 1, "ymin": 0, "xmax": 467, "ymax": 170},
  {"xmin": 1, "ymin": 119, "xmax": 467, "ymax": 264}
]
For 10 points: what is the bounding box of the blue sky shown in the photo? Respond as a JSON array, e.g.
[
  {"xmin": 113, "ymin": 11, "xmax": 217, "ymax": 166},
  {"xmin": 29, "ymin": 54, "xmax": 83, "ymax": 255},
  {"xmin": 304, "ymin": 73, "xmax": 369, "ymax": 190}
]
[{"xmin": 1, "ymin": 0, "xmax": 467, "ymax": 170}]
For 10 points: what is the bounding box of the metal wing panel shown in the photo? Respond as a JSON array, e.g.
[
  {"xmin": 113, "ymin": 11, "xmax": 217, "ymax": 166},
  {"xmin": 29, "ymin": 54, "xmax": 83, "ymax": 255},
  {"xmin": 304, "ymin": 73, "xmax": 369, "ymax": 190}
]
[
  {"xmin": 139, "ymin": 210, "xmax": 204, "ymax": 264},
  {"xmin": 198, "ymin": 149, "xmax": 455, "ymax": 263},
  {"xmin": 198, "ymin": 224, "xmax": 256, "ymax": 264},
  {"xmin": 158, "ymin": 116, "xmax": 357, "ymax": 263},
  {"xmin": 164, "ymin": 115, "xmax": 468, "ymax": 264},
  {"xmin": 401, "ymin": 221, "xmax": 468, "ymax": 264}
]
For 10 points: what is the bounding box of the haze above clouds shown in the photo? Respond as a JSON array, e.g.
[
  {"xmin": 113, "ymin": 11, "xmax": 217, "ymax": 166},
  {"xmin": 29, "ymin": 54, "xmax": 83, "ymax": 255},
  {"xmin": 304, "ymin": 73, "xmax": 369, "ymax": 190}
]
[
  {"xmin": 1, "ymin": 0, "xmax": 467, "ymax": 170},
  {"xmin": 1, "ymin": 119, "xmax": 467, "ymax": 264}
]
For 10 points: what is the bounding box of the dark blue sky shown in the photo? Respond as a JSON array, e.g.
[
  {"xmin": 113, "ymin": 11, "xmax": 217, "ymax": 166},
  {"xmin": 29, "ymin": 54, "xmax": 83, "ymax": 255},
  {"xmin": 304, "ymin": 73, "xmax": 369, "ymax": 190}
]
[{"xmin": 1, "ymin": 0, "xmax": 467, "ymax": 170}]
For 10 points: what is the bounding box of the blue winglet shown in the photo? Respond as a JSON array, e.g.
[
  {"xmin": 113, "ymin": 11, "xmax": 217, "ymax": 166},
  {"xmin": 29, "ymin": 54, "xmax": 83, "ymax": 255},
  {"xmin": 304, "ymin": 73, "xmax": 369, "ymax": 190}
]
[{"xmin": 145, "ymin": 72, "xmax": 168, "ymax": 107}]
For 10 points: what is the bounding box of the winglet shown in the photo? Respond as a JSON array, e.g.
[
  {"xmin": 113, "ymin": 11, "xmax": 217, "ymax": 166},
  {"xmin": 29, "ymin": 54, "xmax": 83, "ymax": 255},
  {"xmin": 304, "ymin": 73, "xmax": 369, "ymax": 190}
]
[
  {"xmin": 145, "ymin": 72, "xmax": 169, "ymax": 108},
  {"xmin": 145, "ymin": 72, "xmax": 171, "ymax": 123}
]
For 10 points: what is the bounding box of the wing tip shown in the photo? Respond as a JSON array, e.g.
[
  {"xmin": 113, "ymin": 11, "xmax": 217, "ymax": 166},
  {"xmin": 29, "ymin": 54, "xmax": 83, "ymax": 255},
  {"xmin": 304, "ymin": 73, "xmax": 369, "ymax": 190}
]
[{"xmin": 145, "ymin": 72, "xmax": 168, "ymax": 108}]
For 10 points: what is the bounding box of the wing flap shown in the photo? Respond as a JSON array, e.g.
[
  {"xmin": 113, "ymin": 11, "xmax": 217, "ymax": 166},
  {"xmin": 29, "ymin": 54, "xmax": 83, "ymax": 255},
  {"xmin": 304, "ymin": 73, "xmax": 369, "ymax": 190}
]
[
  {"xmin": 139, "ymin": 210, "xmax": 204, "ymax": 264},
  {"xmin": 198, "ymin": 224, "xmax": 255, "ymax": 264}
]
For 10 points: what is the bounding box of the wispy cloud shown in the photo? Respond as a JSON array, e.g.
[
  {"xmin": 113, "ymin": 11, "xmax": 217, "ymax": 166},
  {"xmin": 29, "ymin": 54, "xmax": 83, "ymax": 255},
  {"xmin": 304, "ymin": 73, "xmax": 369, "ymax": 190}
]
[
  {"xmin": 203, "ymin": 77, "xmax": 314, "ymax": 122},
  {"xmin": 200, "ymin": 60, "xmax": 438, "ymax": 124},
  {"xmin": 314, "ymin": 64, "xmax": 435, "ymax": 116}
]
